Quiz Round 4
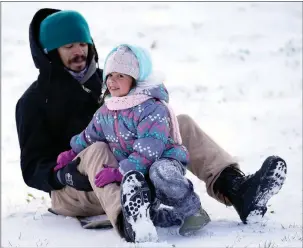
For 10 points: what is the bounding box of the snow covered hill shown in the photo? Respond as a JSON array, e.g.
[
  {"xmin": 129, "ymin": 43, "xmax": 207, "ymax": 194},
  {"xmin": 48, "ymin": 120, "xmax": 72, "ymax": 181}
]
[{"xmin": 1, "ymin": 2, "xmax": 302, "ymax": 247}]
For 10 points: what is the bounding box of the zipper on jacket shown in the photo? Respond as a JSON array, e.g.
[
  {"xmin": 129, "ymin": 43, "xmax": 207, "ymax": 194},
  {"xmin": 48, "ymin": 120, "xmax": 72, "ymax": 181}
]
[
  {"xmin": 114, "ymin": 111, "xmax": 127, "ymax": 150},
  {"xmin": 82, "ymin": 85, "xmax": 91, "ymax": 93}
]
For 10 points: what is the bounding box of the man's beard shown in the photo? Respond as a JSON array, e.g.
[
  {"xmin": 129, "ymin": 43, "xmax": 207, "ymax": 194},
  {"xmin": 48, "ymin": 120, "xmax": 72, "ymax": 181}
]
[{"xmin": 68, "ymin": 55, "xmax": 87, "ymax": 71}]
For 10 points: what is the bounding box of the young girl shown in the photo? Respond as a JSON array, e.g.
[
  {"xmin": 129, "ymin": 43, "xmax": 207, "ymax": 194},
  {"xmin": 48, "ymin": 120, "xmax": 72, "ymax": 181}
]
[{"xmin": 56, "ymin": 44, "xmax": 208, "ymax": 242}]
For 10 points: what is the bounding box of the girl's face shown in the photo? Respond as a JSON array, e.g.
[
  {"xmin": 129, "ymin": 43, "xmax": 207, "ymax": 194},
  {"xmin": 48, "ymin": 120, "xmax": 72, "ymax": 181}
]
[{"xmin": 106, "ymin": 72, "xmax": 133, "ymax": 97}]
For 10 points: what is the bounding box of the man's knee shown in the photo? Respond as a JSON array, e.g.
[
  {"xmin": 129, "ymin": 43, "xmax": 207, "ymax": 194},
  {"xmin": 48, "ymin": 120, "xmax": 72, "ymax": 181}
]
[
  {"xmin": 177, "ymin": 114, "xmax": 193, "ymax": 126},
  {"xmin": 177, "ymin": 114, "xmax": 197, "ymax": 142},
  {"xmin": 88, "ymin": 142, "xmax": 109, "ymax": 152},
  {"xmin": 76, "ymin": 142, "xmax": 117, "ymax": 174},
  {"xmin": 78, "ymin": 141, "xmax": 111, "ymax": 159}
]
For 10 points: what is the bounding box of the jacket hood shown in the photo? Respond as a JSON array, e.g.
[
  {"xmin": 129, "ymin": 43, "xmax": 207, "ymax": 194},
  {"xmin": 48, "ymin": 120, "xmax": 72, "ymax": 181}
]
[
  {"xmin": 29, "ymin": 8, "xmax": 61, "ymax": 71},
  {"xmin": 130, "ymin": 72, "xmax": 169, "ymax": 103}
]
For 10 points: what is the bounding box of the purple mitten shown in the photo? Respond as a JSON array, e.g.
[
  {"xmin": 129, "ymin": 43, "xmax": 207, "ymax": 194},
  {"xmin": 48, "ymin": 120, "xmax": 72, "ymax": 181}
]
[
  {"xmin": 54, "ymin": 149, "xmax": 77, "ymax": 171},
  {"xmin": 95, "ymin": 166, "xmax": 123, "ymax": 187}
]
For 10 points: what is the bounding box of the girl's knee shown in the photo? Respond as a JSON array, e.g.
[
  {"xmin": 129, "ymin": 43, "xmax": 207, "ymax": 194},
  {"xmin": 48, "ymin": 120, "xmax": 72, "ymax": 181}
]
[
  {"xmin": 149, "ymin": 162, "xmax": 192, "ymax": 201},
  {"xmin": 149, "ymin": 160, "xmax": 168, "ymax": 180},
  {"xmin": 149, "ymin": 159, "xmax": 184, "ymax": 182}
]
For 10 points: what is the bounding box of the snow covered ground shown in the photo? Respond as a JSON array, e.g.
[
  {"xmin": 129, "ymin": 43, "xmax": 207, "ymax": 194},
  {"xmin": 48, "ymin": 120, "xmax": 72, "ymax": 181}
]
[{"xmin": 1, "ymin": 2, "xmax": 302, "ymax": 247}]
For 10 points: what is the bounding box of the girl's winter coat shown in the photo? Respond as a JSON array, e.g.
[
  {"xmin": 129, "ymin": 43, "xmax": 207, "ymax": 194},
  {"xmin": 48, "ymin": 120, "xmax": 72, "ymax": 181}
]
[{"xmin": 70, "ymin": 44, "xmax": 189, "ymax": 175}]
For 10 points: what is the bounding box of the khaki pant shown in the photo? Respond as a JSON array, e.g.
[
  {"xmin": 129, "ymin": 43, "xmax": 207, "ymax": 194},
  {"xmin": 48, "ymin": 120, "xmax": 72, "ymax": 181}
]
[
  {"xmin": 51, "ymin": 142, "xmax": 121, "ymax": 229},
  {"xmin": 177, "ymin": 114, "xmax": 238, "ymax": 205},
  {"xmin": 51, "ymin": 114, "xmax": 238, "ymax": 226}
]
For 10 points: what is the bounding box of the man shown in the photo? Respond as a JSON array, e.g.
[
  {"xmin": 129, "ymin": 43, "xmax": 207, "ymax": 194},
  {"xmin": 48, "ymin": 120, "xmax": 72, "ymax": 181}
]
[
  {"xmin": 16, "ymin": 8, "xmax": 287, "ymax": 243},
  {"xmin": 16, "ymin": 8, "xmax": 182, "ymax": 243}
]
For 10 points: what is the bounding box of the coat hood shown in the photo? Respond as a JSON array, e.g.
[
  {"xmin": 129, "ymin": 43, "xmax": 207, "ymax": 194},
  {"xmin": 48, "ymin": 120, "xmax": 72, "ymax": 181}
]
[
  {"xmin": 29, "ymin": 8, "xmax": 61, "ymax": 71},
  {"xmin": 129, "ymin": 73, "xmax": 169, "ymax": 103}
]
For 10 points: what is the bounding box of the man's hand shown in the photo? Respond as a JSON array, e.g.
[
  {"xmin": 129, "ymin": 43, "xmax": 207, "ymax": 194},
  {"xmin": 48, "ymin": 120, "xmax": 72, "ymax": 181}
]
[{"xmin": 56, "ymin": 158, "xmax": 93, "ymax": 191}]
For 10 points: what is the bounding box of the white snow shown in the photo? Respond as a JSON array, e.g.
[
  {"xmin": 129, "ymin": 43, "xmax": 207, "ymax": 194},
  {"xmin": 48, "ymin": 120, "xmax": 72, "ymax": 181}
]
[{"xmin": 1, "ymin": 2, "xmax": 302, "ymax": 247}]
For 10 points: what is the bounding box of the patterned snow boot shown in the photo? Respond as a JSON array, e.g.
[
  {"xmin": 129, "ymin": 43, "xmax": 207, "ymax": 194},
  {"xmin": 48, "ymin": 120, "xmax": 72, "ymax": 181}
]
[{"xmin": 120, "ymin": 170, "xmax": 158, "ymax": 243}]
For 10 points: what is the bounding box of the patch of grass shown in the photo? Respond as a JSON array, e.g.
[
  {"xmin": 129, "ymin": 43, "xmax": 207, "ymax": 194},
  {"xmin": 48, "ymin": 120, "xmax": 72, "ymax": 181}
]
[
  {"xmin": 281, "ymin": 232, "xmax": 303, "ymax": 242},
  {"xmin": 36, "ymin": 238, "xmax": 49, "ymax": 247},
  {"xmin": 289, "ymin": 223, "xmax": 302, "ymax": 228},
  {"xmin": 26, "ymin": 192, "xmax": 36, "ymax": 203},
  {"xmin": 259, "ymin": 241, "xmax": 277, "ymax": 248}
]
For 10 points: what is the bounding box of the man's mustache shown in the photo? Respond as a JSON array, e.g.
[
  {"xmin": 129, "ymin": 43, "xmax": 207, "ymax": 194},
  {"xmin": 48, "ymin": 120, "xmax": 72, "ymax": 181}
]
[{"xmin": 69, "ymin": 55, "xmax": 87, "ymax": 64}]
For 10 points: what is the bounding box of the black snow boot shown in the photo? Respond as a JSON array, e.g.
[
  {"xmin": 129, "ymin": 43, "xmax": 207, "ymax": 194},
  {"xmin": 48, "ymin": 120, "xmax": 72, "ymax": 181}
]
[
  {"xmin": 213, "ymin": 155, "xmax": 287, "ymax": 224},
  {"xmin": 120, "ymin": 170, "xmax": 158, "ymax": 243}
]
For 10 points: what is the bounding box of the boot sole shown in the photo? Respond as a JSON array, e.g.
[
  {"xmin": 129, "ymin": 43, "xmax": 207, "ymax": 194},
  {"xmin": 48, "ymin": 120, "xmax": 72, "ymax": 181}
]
[
  {"xmin": 121, "ymin": 171, "xmax": 158, "ymax": 243},
  {"xmin": 245, "ymin": 156, "xmax": 287, "ymax": 223}
]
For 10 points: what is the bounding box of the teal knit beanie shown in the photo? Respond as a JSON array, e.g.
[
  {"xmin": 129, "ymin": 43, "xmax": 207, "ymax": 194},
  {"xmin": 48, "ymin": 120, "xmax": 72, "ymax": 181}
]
[{"xmin": 39, "ymin": 10, "xmax": 93, "ymax": 53}]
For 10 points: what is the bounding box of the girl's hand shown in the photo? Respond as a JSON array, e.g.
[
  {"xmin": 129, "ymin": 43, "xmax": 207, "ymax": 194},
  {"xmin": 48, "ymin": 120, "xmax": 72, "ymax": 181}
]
[{"xmin": 95, "ymin": 166, "xmax": 123, "ymax": 187}]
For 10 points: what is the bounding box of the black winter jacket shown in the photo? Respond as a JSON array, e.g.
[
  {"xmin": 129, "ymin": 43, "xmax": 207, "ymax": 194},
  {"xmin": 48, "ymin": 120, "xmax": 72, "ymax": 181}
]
[{"xmin": 15, "ymin": 8, "xmax": 104, "ymax": 193}]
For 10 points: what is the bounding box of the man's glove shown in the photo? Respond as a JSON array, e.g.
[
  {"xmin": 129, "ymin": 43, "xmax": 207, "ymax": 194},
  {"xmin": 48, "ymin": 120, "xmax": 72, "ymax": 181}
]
[{"xmin": 55, "ymin": 158, "xmax": 93, "ymax": 191}]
